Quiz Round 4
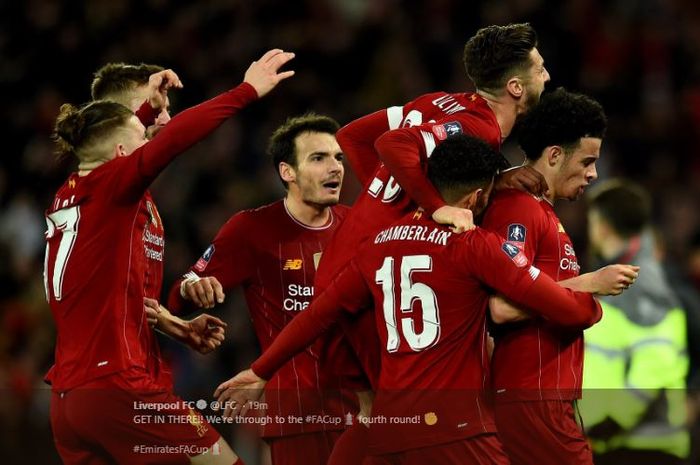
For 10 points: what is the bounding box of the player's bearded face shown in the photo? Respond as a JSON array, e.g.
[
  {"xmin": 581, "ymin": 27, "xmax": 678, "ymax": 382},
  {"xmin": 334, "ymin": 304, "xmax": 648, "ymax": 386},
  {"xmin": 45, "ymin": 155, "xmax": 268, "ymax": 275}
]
[
  {"xmin": 292, "ymin": 132, "xmax": 345, "ymax": 207},
  {"xmin": 556, "ymin": 137, "xmax": 601, "ymax": 200},
  {"xmin": 522, "ymin": 49, "xmax": 550, "ymax": 113}
]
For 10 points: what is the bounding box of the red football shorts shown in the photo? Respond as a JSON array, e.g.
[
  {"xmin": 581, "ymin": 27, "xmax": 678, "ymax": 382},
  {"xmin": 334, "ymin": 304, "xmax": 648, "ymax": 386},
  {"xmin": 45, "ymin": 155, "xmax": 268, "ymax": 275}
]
[
  {"xmin": 372, "ymin": 434, "xmax": 510, "ymax": 465},
  {"xmin": 267, "ymin": 430, "xmax": 342, "ymax": 465},
  {"xmin": 494, "ymin": 400, "xmax": 593, "ymax": 465},
  {"xmin": 50, "ymin": 367, "xmax": 220, "ymax": 465}
]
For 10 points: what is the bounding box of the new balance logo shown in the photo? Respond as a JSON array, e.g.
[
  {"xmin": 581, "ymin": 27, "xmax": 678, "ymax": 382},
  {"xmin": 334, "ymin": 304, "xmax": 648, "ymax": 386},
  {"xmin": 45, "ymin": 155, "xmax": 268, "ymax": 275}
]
[{"xmin": 283, "ymin": 259, "xmax": 303, "ymax": 270}]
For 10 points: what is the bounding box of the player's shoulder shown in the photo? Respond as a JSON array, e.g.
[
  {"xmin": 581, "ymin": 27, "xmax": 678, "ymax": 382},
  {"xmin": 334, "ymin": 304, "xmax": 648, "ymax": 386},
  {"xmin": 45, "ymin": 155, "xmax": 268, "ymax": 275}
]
[
  {"xmin": 489, "ymin": 188, "xmax": 545, "ymax": 212},
  {"xmin": 443, "ymin": 226, "xmax": 501, "ymax": 266},
  {"xmin": 220, "ymin": 199, "xmax": 284, "ymax": 230}
]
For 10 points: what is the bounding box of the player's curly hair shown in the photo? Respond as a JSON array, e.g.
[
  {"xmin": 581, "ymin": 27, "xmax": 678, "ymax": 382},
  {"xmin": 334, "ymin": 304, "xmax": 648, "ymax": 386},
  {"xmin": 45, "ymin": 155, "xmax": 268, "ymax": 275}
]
[
  {"xmin": 516, "ymin": 87, "xmax": 607, "ymax": 160},
  {"xmin": 53, "ymin": 100, "xmax": 133, "ymax": 161},
  {"xmin": 91, "ymin": 62, "xmax": 164, "ymax": 101},
  {"xmin": 268, "ymin": 112, "xmax": 340, "ymax": 189},
  {"xmin": 463, "ymin": 23, "xmax": 538, "ymax": 93},
  {"xmin": 427, "ymin": 134, "xmax": 507, "ymax": 204},
  {"xmin": 586, "ymin": 179, "xmax": 651, "ymax": 238}
]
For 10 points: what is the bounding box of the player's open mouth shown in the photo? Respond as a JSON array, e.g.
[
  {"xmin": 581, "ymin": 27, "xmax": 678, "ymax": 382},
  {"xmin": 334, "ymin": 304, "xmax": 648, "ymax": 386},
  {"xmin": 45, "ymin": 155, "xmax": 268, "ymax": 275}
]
[{"xmin": 323, "ymin": 181, "xmax": 340, "ymax": 189}]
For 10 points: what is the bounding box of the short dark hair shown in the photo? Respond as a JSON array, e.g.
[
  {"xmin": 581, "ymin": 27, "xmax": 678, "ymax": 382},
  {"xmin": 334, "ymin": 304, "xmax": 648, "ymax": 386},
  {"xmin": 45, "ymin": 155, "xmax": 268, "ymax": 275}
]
[
  {"xmin": 267, "ymin": 113, "xmax": 340, "ymax": 188},
  {"xmin": 53, "ymin": 100, "xmax": 134, "ymax": 161},
  {"xmin": 587, "ymin": 179, "xmax": 651, "ymax": 238},
  {"xmin": 427, "ymin": 134, "xmax": 506, "ymax": 204},
  {"xmin": 463, "ymin": 23, "xmax": 538, "ymax": 93},
  {"xmin": 91, "ymin": 63, "xmax": 164, "ymax": 100},
  {"xmin": 516, "ymin": 87, "xmax": 607, "ymax": 161}
]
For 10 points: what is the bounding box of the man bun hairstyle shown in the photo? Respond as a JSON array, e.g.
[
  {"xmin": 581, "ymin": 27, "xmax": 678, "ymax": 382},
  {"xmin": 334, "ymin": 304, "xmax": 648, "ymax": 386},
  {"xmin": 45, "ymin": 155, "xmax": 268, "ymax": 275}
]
[
  {"xmin": 463, "ymin": 23, "xmax": 538, "ymax": 93},
  {"xmin": 516, "ymin": 87, "xmax": 607, "ymax": 161},
  {"xmin": 427, "ymin": 134, "xmax": 507, "ymax": 204},
  {"xmin": 53, "ymin": 100, "xmax": 134, "ymax": 161},
  {"xmin": 267, "ymin": 112, "xmax": 340, "ymax": 188}
]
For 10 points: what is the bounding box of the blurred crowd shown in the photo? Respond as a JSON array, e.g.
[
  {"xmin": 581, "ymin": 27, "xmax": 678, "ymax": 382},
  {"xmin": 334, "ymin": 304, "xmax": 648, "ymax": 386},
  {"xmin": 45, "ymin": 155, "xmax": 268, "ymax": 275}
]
[{"xmin": 1, "ymin": 0, "xmax": 700, "ymax": 463}]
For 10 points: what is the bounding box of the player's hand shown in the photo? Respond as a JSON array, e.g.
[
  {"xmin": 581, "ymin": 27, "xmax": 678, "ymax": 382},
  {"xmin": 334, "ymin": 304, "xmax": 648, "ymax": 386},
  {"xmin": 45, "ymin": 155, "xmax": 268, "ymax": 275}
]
[
  {"xmin": 147, "ymin": 69, "xmax": 183, "ymax": 110},
  {"xmin": 489, "ymin": 294, "xmax": 531, "ymax": 324},
  {"xmin": 182, "ymin": 276, "xmax": 225, "ymax": 309},
  {"xmin": 495, "ymin": 165, "xmax": 548, "ymax": 197},
  {"xmin": 432, "ymin": 205, "xmax": 474, "ymax": 233},
  {"xmin": 214, "ymin": 369, "xmax": 267, "ymax": 418},
  {"xmin": 144, "ymin": 297, "xmax": 162, "ymax": 328},
  {"xmin": 244, "ymin": 49, "xmax": 295, "ymax": 98},
  {"xmin": 183, "ymin": 314, "xmax": 227, "ymax": 354},
  {"xmin": 588, "ymin": 264, "xmax": 640, "ymax": 295}
]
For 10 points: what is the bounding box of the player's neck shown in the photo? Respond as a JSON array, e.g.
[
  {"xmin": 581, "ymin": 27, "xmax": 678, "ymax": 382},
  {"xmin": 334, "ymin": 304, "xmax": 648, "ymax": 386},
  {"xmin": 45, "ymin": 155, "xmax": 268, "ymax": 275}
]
[
  {"xmin": 526, "ymin": 159, "xmax": 557, "ymax": 204},
  {"xmin": 284, "ymin": 196, "xmax": 331, "ymax": 228},
  {"xmin": 77, "ymin": 160, "xmax": 105, "ymax": 176},
  {"xmin": 476, "ymin": 90, "xmax": 516, "ymax": 140}
]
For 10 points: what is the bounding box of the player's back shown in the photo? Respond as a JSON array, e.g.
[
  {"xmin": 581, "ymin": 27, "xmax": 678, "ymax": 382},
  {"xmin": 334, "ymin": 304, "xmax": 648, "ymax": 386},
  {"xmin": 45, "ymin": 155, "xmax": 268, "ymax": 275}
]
[
  {"xmin": 354, "ymin": 211, "xmax": 500, "ymax": 453},
  {"xmin": 44, "ymin": 160, "xmax": 165, "ymax": 390}
]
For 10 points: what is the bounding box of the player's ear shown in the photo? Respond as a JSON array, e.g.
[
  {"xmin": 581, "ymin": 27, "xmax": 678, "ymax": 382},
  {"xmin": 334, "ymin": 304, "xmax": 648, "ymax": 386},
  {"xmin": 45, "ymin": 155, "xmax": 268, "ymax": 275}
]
[
  {"xmin": 114, "ymin": 143, "xmax": 128, "ymax": 158},
  {"xmin": 458, "ymin": 188, "xmax": 482, "ymax": 211},
  {"xmin": 279, "ymin": 162, "xmax": 296, "ymax": 184},
  {"xmin": 505, "ymin": 76, "xmax": 523, "ymax": 99},
  {"xmin": 546, "ymin": 145, "xmax": 563, "ymax": 167}
]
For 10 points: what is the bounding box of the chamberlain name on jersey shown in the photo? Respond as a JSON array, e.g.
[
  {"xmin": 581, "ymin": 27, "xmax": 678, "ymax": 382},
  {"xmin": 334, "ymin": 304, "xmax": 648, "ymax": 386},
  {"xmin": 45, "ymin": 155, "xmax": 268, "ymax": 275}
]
[{"xmin": 374, "ymin": 222, "xmax": 452, "ymax": 246}]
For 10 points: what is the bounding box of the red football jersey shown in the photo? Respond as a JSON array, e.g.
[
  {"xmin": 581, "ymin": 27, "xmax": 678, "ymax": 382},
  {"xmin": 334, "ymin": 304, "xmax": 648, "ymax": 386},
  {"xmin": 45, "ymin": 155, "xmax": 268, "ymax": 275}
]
[
  {"xmin": 167, "ymin": 200, "xmax": 355, "ymax": 437},
  {"xmin": 317, "ymin": 91, "xmax": 501, "ymax": 291},
  {"xmin": 253, "ymin": 212, "xmax": 601, "ymax": 454},
  {"xmin": 43, "ymin": 82, "xmax": 259, "ymax": 391},
  {"xmin": 315, "ymin": 92, "xmax": 502, "ymax": 386},
  {"xmin": 482, "ymin": 189, "xmax": 588, "ymax": 401}
]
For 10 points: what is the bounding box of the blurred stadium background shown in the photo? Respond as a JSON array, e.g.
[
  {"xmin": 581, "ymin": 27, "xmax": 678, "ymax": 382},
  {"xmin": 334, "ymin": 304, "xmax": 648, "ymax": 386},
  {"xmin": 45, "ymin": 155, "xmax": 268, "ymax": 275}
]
[{"xmin": 1, "ymin": 0, "xmax": 699, "ymax": 463}]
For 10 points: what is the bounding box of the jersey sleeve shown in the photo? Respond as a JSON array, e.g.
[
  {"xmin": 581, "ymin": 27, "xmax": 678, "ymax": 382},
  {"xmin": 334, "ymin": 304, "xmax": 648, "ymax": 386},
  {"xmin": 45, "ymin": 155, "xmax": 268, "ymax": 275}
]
[
  {"xmin": 373, "ymin": 112, "xmax": 500, "ymax": 216},
  {"xmin": 454, "ymin": 229, "xmax": 602, "ymax": 329},
  {"xmin": 480, "ymin": 191, "xmax": 545, "ymax": 262},
  {"xmin": 373, "ymin": 128, "xmax": 445, "ymax": 215},
  {"xmin": 135, "ymin": 100, "xmax": 159, "ymax": 128},
  {"xmin": 336, "ymin": 109, "xmax": 391, "ymax": 187},
  {"xmin": 167, "ymin": 212, "xmax": 256, "ymax": 314},
  {"xmin": 251, "ymin": 259, "xmax": 372, "ymax": 380},
  {"xmin": 110, "ymin": 82, "xmax": 259, "ymax": 203}
]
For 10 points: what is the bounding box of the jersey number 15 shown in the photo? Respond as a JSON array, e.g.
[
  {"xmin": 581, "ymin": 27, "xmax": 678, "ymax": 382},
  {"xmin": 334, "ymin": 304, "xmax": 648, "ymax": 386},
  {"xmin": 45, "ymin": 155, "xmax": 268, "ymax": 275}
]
[{"xmin": 375, "ymin": 255, "xmax": 440, "ymax": 353}]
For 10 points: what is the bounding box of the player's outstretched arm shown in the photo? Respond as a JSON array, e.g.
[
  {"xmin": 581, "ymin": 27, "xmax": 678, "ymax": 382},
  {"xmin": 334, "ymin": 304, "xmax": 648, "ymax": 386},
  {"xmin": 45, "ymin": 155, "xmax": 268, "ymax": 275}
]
[
  {"xmin": 489, "ymin": 294, "xmax": 531, "ymax": 324},
  {"xmin": 145, "ymin": 298, "xmax": 227, "ymax": 354},
  {"xmin": 559, "ymin": 264, "xmax": 640, "ymax": 296},
  {"xmin": 213, "ymin": 261, "xmax": 371, "ymax": 418},
  {"xmin": 490, "ymin": 265, "xmax": 639, "ymax": 324},
  {"xmin": 214, "ymin": 369, "xmax": 267, "ymax": 419}
]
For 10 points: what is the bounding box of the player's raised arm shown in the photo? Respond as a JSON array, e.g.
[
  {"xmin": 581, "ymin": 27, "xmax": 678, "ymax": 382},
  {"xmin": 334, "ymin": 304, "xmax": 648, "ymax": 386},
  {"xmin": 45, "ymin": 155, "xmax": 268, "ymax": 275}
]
[
  {"xmin": 336, "ymin": 109, "xmax": 393, "ymax": 187},
  {"xmin": 127, "ymin": 49, "xmax": 294, "ymax": 180}
]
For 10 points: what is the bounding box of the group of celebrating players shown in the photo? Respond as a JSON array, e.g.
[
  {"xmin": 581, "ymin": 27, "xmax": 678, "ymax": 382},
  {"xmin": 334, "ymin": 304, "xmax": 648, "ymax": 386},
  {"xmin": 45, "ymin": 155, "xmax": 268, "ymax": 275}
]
[{"xmin": 44, "ymin": 22, "xmax": 640, "ymax": 465}]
